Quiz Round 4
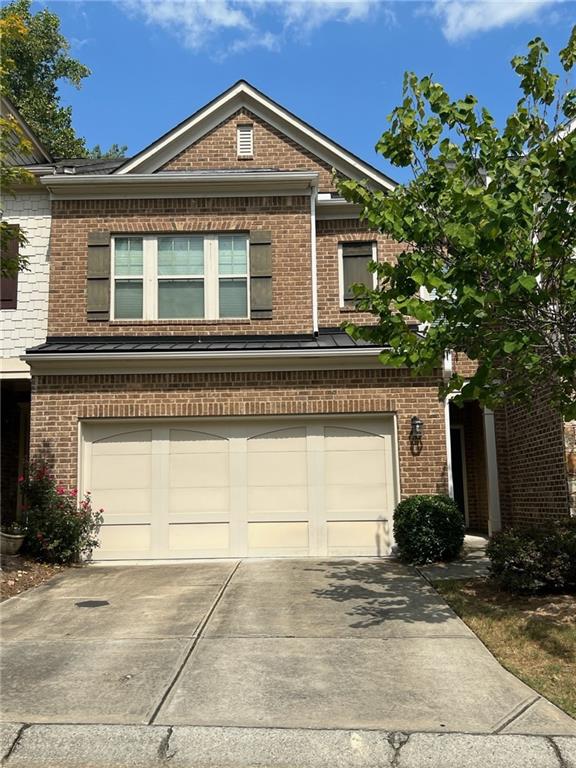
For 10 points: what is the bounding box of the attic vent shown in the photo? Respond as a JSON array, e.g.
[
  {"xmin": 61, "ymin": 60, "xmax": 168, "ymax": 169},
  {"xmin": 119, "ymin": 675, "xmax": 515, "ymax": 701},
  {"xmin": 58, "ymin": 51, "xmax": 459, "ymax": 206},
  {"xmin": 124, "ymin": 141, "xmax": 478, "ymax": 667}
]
[{"xmin": 237, "ymin": 124, "xmax": 253, "ymax": 158}]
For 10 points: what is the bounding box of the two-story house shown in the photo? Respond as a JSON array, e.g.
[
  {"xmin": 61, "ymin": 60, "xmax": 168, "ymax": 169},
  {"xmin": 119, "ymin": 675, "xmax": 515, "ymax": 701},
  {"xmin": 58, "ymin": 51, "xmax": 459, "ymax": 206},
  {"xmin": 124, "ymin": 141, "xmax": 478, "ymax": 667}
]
[{"xmin": 18, "ymin": 82, "xmax": 573, "ymax": 560}]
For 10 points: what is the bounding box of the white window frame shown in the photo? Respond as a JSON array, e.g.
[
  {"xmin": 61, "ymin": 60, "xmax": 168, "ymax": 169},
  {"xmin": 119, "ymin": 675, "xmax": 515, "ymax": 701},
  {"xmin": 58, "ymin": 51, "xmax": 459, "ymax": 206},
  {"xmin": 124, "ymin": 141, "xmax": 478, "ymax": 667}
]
[
  {"xmin": 338, "ymin": 241, "xmax": 378, "ymax": 309},
  {"xmin": 237, "ymin": 124, "xmax": 254, "ymax": 158},
  {"xmin": 111, "ymin": 234, "xmax": 250, "ymax": 321}
]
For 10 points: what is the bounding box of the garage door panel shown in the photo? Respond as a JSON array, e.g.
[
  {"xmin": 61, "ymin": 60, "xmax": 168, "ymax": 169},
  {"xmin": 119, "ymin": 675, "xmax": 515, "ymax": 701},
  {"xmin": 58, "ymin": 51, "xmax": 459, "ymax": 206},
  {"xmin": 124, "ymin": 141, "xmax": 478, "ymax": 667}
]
[
  {"xmin": 91, "ymin": 454, "xmax": 152, "ymax": 491},
  {"xmin": 92, "ymin": 489, "xmax": 152, "ymax": 517},
  {"xmin": 170, "ymin": 429, "xmax": 228, "ymax": 453},
  {"xmin": 99, "ymin": 524, "xmax": 151, "ymax": 552},
  {"xmin": 327, "ymin": 519, "xmax": 390, "ymax": 552},
  {"xmin": 168, "ymin": 523, "xmax": 229, "ymax": 551},
  {"xmin": 248, "ymin": 453, "xmax": 307, "ymax": 487},
  {"xmin": 325, "ymin": 483, "xmax": 388, "ymax": 513},
  {"xmin": 248, "ymin": 427, "xmax": 306, "ymax": 451},
  {"xmin": 169, "ymin": 453, "xmax": 229, "ymax": 488},
  {"xmin": 325, "ymin": 450, "xmax": 387, "ymax": 486},
  {"xmin": 92, "ymin": 430, "xmax": 152, "ymax": 455},
  {"xmin": 169, "ymin": 487, "xmax": 229, "ymax": 515},
  {"xmin": 248, "ymin": 485, "xmax": 308, "ymax": 513},
  {"xmin": 324, "ymin": 426, "xmax": 385, "ymax": 451},
  {"xmin": 248, "ymin": 521, "xmax": 309, "ymax": 550}
]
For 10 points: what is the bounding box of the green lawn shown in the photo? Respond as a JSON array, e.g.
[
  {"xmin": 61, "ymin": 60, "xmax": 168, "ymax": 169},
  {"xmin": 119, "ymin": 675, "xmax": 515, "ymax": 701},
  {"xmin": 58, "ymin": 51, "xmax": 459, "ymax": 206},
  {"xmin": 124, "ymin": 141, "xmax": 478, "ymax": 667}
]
[{"xmin": 434, "ymin": 578, "xmax": 576, "ymax": 719}]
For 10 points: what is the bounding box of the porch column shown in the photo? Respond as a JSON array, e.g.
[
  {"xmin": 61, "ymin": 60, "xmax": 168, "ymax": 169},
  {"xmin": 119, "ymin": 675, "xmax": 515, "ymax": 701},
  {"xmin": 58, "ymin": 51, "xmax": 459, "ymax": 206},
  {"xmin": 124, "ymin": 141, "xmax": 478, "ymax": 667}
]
[
  {"xmin": 444, "ymin": 397, "xmax": 454, "ymax": 499},
  {"xmin": 483, "ymin": 407, "xmax": 502, "ymax": 536}
]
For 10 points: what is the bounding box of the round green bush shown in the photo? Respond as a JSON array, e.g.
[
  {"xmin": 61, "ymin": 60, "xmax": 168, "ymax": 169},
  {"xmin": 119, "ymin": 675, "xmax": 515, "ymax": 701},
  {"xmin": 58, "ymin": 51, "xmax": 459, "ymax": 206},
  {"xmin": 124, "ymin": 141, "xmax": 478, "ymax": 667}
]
[
  {"xmin": 393, "ymin": 494, "xmax": 465, "ymax": 565},
  {"xmin": 487, "ymin": 520, "xmax": 576, "ymax": 594}
]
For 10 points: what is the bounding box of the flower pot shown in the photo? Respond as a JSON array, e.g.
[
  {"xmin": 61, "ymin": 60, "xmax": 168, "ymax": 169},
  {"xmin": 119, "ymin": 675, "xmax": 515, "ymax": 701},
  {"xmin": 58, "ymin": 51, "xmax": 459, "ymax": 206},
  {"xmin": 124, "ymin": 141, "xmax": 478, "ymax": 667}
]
[{"xmin": 0, "ymin": 532, "xmax": 25, "ymax": 556}]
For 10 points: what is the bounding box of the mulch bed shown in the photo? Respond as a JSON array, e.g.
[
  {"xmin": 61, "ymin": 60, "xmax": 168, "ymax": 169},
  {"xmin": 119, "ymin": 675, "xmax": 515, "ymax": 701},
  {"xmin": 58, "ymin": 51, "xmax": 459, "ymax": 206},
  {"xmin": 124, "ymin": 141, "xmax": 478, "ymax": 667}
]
[{"xmin": 0, "ymin": 555, "xmax": 65, "ymax": 601}]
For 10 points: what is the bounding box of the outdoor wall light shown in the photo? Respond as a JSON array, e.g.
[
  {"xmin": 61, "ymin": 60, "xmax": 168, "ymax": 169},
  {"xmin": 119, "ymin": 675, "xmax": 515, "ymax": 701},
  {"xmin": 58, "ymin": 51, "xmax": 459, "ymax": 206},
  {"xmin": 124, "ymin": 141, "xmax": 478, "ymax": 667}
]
[{"xmin": 410, "ymin": 416, "xmax": 424, "ymax": 441}]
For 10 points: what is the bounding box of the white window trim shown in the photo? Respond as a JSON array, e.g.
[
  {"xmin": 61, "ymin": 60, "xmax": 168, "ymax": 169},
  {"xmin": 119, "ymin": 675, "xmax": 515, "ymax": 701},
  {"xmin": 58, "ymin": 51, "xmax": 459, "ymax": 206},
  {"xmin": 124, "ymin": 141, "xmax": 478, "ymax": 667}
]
[
  {"xmin": 338, "ymin": 241, "xmax": 378, "ymax": 309},
  {"xmin": 111, "ymin": 234, "xmax": 250, "ymax": 321},
  {"xmin": 237, "ymin": 124, "xmax": 254, "ymax": 158}
]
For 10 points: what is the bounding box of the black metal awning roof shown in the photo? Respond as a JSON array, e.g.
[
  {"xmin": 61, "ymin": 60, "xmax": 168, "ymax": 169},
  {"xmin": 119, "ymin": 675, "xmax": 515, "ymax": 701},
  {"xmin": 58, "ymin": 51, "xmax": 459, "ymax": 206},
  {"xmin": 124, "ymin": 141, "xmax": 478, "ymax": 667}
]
[{"xmin": 26, "ymin": 329, "xmax": 382, "ymax": 356}]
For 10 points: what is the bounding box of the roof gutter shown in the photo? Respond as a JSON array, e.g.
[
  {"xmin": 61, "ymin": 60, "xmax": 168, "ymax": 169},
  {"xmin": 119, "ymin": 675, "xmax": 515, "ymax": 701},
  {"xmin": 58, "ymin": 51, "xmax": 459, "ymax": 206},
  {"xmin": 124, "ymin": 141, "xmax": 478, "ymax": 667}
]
[
  {"xmin": 40, "ymin": 171, "xmax": 320, "ymax": 201},
  {"xmin": 23, "ymin": 347, "xmax": 383, "ymax": 364}
]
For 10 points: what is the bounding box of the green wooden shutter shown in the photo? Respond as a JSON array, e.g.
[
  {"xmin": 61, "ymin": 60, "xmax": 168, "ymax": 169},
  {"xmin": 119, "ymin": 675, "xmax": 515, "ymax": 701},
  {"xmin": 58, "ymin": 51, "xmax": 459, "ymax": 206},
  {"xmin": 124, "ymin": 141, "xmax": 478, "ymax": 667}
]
[
  {"xmin": 86, "ymin": 231, "xmax": 111, "ymax": 321},
  {"xmin": 249, "ymin": 230, "xmax": 272, "ymax": 319}
]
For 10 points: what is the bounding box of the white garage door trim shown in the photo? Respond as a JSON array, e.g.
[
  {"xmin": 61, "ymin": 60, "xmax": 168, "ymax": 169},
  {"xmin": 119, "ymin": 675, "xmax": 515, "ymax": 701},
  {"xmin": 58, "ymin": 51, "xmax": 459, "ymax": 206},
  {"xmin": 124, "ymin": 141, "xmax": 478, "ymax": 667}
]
[{"xmin": 79, "ymin": 415, "xmax": 400, "ymax": 560}]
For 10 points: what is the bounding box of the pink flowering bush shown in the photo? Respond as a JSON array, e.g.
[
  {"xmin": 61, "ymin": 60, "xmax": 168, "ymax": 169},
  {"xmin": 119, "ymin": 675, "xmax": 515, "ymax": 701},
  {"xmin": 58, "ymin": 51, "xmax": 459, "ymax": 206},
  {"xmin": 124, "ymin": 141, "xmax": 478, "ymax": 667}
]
[{"xmin": 20, "ymin": 460, "xmax": 104, "ymax": 564}]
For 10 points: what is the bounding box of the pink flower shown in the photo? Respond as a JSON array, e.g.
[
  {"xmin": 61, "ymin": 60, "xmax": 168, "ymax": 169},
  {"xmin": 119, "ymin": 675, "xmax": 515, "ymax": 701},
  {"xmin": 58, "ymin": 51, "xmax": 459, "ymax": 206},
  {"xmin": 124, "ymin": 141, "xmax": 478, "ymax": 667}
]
[
  {"xmin": 56, "ymin": 486, "xmax": 65, "ymax": 495},
  {"xmin": 70, "ymin": 488, "xmax": 78, "ymax": 497},
  {"xmin": 18, "ymin": 475, "xmax": 24, "ymax": 483}
]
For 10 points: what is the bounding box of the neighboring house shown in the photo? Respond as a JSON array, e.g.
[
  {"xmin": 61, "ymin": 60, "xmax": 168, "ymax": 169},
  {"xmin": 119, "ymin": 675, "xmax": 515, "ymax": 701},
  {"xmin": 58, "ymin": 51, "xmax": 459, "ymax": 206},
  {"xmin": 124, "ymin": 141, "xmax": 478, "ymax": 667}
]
[
  {"xmin": 1, "ymin": 96, "xmax": 52, "ymax": 518},
  {"xmin": 0, "ymin": 96, "xmax": 125, "ymax": 521},
  {"xmin": 16, "ymin": 81, "xmax": 573, "ymax": 560}
]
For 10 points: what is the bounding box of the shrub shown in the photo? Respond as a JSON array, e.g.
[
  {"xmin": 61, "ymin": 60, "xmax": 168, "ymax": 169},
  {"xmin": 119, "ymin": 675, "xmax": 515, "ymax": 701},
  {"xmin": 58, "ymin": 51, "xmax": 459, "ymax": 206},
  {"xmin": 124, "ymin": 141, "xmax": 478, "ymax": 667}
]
[
  {"xmin": 393, "ymin": 494, "xmax": 465, "ymax": 565},
  {"xmin": 487, "ymin": 520, "xmax": 576, "ymax": 595},
  {"xmin": 20, "ymin": 461, "xmax": 104, "ymax": 564}
]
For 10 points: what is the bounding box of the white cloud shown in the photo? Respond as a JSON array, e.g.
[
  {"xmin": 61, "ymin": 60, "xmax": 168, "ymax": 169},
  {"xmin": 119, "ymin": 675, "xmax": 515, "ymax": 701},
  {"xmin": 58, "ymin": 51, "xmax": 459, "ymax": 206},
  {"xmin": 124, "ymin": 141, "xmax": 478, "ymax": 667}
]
[
  {"xmin": 430, "ymin": 0, "xmax": 563, "ymax": 42},
  {"xmin": 119, "ymin": 0, "xmax": 386, "ymax": 56}
]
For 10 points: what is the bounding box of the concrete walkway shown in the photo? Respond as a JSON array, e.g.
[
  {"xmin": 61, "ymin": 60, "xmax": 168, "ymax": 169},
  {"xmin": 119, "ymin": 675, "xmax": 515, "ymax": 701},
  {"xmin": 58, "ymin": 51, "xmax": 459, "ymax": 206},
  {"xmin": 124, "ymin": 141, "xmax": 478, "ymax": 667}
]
[{"xmin": 1, "ymin": 559, "xmax": 575, "ymax": 766}]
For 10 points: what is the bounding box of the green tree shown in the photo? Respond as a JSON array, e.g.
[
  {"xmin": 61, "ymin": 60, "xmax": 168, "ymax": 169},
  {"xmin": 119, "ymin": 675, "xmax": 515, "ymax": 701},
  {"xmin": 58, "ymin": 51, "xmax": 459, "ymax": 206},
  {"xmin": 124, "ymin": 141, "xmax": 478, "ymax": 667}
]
[
  {"xmin": 1, "ymin": 8, "xmax": 34, "ymax": 276},
  {"xmin": 338, "ymin": 29, "xmax": 576, "ymax": 419},
  {"xmin": 87, "ymin": 143, "xmax": 128, "ymax": 160},
  {"xmin": 0, "ymin": 0, "xmax": 90, "ymax": 158}
]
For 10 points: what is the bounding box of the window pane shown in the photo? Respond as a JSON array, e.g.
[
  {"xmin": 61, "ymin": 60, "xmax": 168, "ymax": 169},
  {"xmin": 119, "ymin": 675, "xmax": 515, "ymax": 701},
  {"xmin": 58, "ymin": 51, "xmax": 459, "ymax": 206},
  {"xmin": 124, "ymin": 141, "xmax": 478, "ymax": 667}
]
[
  {"xmin": 218, "ymin": 236, "xmax": 247, "ymax": 275},
  {"xmin": 219, "ymin": 278, "xmax": 247, "ymax": 318},
  {"xmin": 158, "ymin": 280, "xmax": 204, "ymax": 319},
  {"xmin": 114, "ymin": 238, "xmax": 143, "ymax": 276},
  {"xmin": 158, "ymin": 237, "xmax": 204, "ymax": 276},
  {"xmin": 343, "ymin": 255, "xmax": 373, "ymax": 301},
  {"xmin": 115, "ymin": 280, "xmax": 143, "ymax": 318}
]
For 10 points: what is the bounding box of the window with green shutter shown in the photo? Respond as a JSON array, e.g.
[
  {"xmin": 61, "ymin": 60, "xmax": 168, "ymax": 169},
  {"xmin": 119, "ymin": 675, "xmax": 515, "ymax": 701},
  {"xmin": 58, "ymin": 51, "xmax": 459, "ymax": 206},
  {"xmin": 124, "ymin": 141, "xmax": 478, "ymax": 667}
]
[{"xmin": 110, "ymin": 234, "xmax": 256, "ymax": 321}]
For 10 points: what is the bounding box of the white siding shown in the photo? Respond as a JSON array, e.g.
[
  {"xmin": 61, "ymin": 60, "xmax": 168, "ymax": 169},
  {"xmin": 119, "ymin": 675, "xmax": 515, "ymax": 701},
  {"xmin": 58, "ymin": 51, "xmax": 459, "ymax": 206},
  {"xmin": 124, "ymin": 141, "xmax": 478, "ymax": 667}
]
[{"xmin": 1, "ymin": 190, "xmax": 51, "ymax": 360}]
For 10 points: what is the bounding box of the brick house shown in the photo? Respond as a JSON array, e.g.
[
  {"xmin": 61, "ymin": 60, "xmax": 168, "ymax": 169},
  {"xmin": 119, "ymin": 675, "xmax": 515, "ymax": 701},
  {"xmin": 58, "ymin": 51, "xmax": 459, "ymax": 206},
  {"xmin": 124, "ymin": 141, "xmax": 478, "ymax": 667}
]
[{"xmin": 6, "ymin": 82, "xmax": 573, "ymax": 559}]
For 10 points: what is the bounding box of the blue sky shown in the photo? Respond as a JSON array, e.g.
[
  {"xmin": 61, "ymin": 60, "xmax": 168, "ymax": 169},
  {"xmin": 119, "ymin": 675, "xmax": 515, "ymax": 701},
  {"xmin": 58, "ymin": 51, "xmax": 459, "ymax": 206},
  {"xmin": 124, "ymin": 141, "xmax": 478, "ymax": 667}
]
[{"xmin": 36, "ymin": 1, "xmax": 575, "ymax": 180}]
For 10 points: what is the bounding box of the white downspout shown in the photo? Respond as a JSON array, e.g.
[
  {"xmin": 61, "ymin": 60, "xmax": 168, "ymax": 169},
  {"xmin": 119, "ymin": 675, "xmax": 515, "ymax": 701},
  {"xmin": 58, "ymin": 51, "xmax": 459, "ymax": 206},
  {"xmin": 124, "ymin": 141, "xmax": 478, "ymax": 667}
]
[{"xmin": 310, "ymin": 183, "xmax": 319, "ymax": 336}]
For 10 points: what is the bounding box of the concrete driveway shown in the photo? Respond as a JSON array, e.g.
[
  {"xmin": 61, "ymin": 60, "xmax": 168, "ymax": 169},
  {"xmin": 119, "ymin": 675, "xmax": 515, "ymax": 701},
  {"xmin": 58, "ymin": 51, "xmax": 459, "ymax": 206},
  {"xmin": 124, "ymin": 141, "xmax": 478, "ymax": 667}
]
[{"xmin": 1, "ymin": 559, "xmax": 575, "ymax": 735}]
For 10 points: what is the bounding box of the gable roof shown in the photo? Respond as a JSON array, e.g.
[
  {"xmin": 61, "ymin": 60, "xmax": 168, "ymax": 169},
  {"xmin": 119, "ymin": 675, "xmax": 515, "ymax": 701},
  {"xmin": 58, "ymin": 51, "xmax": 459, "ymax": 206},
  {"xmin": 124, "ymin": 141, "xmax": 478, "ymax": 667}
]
[{"xmin": 114, "ymin": 80, "xmax": 396, "ymax": 191}]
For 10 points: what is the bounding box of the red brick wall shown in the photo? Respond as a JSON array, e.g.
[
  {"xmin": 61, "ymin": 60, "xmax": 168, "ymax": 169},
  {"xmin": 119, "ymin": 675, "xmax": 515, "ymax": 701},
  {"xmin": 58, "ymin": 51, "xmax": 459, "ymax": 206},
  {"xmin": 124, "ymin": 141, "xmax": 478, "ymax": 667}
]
[
  {"xmin": 452, "ymin": 352, "xmax": 478, "ymax": 379},
  {"xmin": 161, "ymin": 108, "xmax": 336, "ymax": 192},
  {"xmin": 496, "ymin": 390, "xmax": 571, "ymax": 527},
  {"xmin": 316, "ymin": 219, "xmax": 404, "ymax": 329},
  {"xmin": 30, "ymin": 368, "xmax": 448, "ymax": 502},
  {"xmin": 565, "ymin": 421, "xmax": 576, "ymax": 514},
  {"xmin": 49, "ymin": 197, "xmax": 313, "ymax": 337}
]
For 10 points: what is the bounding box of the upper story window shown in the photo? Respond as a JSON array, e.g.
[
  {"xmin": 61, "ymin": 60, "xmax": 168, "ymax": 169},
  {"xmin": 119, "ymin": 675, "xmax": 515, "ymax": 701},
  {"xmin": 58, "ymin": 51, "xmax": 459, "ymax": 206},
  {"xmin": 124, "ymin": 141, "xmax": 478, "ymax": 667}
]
[
  {"xmin": 339, "ymin": 241, "xmax": 377, "ymax": 308},
  {"xmin": 112, "ymin": 234, "xmax": 249, "ymax": 321},
  {"xmin": 237, "ymin": 124, "xmax": 253, "ymax": 158}
]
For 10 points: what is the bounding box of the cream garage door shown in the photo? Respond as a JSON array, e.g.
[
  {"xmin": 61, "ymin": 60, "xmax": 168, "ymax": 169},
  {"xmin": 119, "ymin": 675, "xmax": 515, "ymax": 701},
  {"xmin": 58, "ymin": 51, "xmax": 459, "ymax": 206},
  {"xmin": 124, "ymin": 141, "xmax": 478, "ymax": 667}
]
[{"xmin": 82, "ymin": 417, "xmax": 398, "ymax": 560}]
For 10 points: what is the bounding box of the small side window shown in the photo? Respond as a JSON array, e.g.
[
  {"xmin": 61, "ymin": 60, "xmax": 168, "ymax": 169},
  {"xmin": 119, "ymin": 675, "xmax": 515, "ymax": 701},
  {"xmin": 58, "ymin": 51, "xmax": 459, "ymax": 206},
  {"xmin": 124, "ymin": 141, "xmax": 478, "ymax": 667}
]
[
  {"xmin": 340, "ymin": 242, "xmax": 376, "ymax": 308},
  {"xmin": 1, "ymin": 225, "xmax": 20, "ymax": 310},
  {"xmin": 237, "ymin": 124, "xmax": 253, "ymax": 158}
]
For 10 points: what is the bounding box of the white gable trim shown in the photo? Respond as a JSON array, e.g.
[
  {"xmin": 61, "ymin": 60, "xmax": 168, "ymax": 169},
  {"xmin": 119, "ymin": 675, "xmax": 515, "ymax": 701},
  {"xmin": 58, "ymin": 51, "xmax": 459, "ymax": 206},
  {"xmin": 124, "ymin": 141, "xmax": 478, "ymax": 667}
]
[{"xmin": 115, "ymin": 82, "xmax": 396, "ymax": 191}]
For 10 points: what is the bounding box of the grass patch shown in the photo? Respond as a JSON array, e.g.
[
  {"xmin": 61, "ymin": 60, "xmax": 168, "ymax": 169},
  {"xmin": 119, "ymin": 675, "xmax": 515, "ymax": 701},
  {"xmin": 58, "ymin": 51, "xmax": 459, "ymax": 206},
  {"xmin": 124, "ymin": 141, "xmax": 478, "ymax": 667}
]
[{"xmin": 434, "ymin": 578, "xmax": 576, "ymax": 719}]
